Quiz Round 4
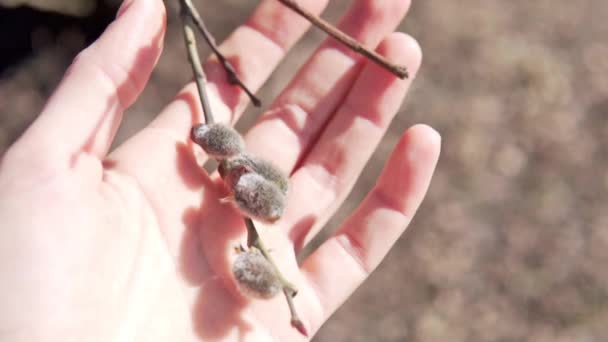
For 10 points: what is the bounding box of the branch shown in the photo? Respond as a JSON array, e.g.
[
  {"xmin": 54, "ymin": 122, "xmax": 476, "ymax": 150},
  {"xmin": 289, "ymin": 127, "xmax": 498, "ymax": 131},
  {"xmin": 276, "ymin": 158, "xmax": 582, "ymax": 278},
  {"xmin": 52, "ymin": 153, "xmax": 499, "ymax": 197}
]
[
  {"xmin": 276, "ymin": 0, "xmax": 409, "ymax": 79},
  {"xmin": 245, "ymin": 218, "xmax": 308, "ymax": 336},
  {"xmin": 180, "ymin": 2, "xmax": 304, "ymax": 335},
  {"xmin": 182, "ymin": 0, "xmax": 261, "ymax": 106},
  {"xmin": 245, "ymin": 218, "xmax": 296, "ymax": 291},
  {"xmin": 180, "ymin": 3, "xmax": 214, "ymax": 124}
]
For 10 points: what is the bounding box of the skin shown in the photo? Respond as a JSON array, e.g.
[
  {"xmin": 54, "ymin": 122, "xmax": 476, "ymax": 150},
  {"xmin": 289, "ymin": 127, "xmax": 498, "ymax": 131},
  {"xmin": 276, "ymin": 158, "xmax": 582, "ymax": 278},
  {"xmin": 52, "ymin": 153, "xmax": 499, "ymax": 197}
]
[{"xmin": 0, "ymin": 0, "xmax": 440, "ymax": 341}]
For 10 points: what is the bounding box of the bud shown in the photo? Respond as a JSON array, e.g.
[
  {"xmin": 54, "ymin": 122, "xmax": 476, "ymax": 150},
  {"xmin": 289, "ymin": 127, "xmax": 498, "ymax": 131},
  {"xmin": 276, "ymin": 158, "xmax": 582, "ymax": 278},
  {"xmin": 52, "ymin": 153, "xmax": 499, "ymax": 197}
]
[
  {"xmin": 190, "ymin": 123, "xmax": 245, "ymax": 159},
  {"xmin": 232, "ymin": 248, "xmax": 282, "ymax": 299},
  {"xmin": 219, "ymin": 153, "xmax": 289, "ymax": 195},
  {"xmin": 232, "ymin": 172, "xmax": 286, "ymax": 223}
]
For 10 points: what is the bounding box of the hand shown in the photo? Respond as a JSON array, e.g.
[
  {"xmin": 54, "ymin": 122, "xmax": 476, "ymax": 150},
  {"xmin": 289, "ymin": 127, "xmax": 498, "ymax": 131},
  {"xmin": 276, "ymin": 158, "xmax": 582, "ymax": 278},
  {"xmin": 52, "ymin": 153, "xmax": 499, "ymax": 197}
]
[{"xmin": 0, "ymin": 0, "xmax": 440, "ymax": 340}]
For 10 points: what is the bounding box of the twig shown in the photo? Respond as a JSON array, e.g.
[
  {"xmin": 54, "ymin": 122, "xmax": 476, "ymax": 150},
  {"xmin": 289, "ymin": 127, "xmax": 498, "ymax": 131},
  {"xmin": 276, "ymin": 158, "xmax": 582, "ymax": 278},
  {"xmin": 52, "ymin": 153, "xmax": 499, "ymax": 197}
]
[
  {"xmin": 245, "ymin": 218, "xmax": 296, "ymax": 291},
  {"xmin": 179, "ymin": 1, "xmax": 304, "ymax": 335},
  {"xmin": 284, "ymin": 288, "xmax": 308, "ymax": 337},
  {"xmin": 245, "ymin": 218, "xmax": 307, "ymax": 337},
  {"xmin": 180, "ymin": 4, "xmax": 214, "ymax": 124},
  {"xmin": 182, "ymin": 0, "xmax": 261, "ymax": 106},
  {"xmin": 276, "ymin": 0, "xmax": 409, "ymax": 79}
]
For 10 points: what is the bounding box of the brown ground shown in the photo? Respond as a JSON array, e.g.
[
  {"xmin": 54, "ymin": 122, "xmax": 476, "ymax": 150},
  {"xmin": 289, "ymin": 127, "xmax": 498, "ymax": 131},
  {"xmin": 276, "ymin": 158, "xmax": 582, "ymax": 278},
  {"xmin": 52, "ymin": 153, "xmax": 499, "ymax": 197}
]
[{"xmin": 1, "ymin": 1, "xmax": 607, "ymax": 341}]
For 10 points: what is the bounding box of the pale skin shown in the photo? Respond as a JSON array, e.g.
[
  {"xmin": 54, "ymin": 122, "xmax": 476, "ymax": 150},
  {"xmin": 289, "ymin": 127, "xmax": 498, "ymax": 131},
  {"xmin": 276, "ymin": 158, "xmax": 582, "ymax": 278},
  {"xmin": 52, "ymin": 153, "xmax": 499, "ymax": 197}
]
[{"xmin": 0, "ymin": 0, "xmax": 440, "ymax": 341}]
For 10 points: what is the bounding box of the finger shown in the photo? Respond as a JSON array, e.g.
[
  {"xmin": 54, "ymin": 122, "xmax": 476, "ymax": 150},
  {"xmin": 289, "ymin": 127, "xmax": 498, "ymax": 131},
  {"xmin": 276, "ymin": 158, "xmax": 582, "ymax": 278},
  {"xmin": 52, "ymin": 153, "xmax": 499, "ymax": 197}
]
[
  {"xmin": 245, "ymin": 0, "xmax": 412, "ymax": 174},
  {"xmin": 146, "ymin": 0, "xmax": 329, "ymax": 140},
  {"xmin": 107, "ymin": 0, "xmax": 328, "ymax": 264},
  {"xmin": 301, "ymin": 125, "xmax": 441, "ymax": 323},
  {"xmin": 15, "ymin": 0, "xmax": 165, "ymax": 165},
  {"xmin": 283, "ymin": 33, "xmax": 422, "ymax": 250}
]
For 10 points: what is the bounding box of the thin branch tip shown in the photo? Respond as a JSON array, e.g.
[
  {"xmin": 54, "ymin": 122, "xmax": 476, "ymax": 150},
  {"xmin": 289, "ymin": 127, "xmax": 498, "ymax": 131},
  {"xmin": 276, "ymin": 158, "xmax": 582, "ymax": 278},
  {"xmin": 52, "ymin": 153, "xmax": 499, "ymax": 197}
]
[
  {"xmin": 291, "ymin": 318, "xmax": 309, "ymax": 337},
  {"xmin": 276, "ymin": 0, "xmax": 409, "ymax": 79},
  {"xmin": 284, "ymin": 287, "xmax": 308, "ymax": 337}
]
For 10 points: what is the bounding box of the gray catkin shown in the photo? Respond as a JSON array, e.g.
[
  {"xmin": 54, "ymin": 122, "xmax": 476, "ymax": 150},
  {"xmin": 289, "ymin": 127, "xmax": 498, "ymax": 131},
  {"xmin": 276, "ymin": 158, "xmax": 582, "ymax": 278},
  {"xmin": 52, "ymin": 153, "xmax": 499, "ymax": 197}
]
[
  {"xmin": 220, "ymin": 153, "xmax": 289, "ymax": 195},
  {"xmin": 233, "ymin": 248, "xmax": 282, "ymax": 299},
  {"xmin": 232, "ymin": 173, "xmax": 286, "ymax": 223},
  {"xmin": 191, "ymin": 123, "xmax": 245, "ymax": 159}
]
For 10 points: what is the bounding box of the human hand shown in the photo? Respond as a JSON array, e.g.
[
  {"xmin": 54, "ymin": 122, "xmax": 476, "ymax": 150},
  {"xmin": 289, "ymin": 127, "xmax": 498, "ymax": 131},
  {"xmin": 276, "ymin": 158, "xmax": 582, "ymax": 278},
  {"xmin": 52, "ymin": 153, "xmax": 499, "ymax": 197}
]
[{"xmin": 0, "ymin": 0, "xmax": 440, "ymax": 340}]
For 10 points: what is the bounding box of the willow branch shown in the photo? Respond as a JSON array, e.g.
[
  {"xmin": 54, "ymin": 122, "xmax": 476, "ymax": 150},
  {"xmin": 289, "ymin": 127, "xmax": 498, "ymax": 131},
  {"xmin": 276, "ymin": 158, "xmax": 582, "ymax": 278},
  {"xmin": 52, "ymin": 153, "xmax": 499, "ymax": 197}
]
[
  {"xmin": 245, "ymin": 218, "xmax": 307, "ymax": 336},
  {"xmin": 181, "ymin": 1, "xmax": 305, "ymax": 335},
  {"xmin": 245, "ymin": 218, "xmax": 296, "ymax": 291},
  {"xmin": 180, "ymin": 4, "xmax": 214, "ymax": 124},
  {"xmin": 182, "ymin": 0, "xmax": 261, "ymax": 106},
  {"xmin": 276, "ymin": 0, "xmax": 409, "ymax": 79}
]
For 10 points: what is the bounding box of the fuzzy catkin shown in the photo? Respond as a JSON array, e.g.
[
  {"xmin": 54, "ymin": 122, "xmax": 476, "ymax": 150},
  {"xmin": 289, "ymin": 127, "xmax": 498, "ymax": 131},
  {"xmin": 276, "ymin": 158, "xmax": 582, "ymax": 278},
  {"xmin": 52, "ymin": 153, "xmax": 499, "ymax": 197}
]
[
  {"xmin": 220, "ymin": 153, "xmax": 289, "ymax": 195},
  {"xmin": 232, "ymin": 172, "xmax": 286, "ymax": 223},
  {"xmin": 233, "ymin": 248, "xmax": 282, "ymax": 299},
  {"xmin": 191, "ymin": 123, "xmax": 245, "ymax": 159}
]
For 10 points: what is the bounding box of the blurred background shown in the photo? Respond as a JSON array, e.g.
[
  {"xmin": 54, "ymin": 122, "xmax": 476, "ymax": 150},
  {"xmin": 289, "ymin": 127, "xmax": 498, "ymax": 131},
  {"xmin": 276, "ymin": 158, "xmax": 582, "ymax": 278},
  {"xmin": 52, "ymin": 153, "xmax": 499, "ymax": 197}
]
[{"xmin": 1, "ymin": 0, "xmax": 607, "ymax": 341}]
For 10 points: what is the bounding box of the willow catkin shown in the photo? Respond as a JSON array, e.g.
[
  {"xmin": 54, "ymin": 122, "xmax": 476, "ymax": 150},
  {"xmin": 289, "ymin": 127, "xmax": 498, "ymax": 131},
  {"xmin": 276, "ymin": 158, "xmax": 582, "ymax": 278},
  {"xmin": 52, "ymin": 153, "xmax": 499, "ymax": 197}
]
[
  {"xmin": 233, "ymin": 248, "xmax": 282, "ymax": 299},
  {"xmin": 232, "ymin": 172, "xmax": 286, "ymax": 224},
  {"xmin": 220, "ymin": 153, "xmax": 289, "ymax": 196},
  {"xmin": 190, "ymin": 123, "xmax": 245, "ymax": 159}
]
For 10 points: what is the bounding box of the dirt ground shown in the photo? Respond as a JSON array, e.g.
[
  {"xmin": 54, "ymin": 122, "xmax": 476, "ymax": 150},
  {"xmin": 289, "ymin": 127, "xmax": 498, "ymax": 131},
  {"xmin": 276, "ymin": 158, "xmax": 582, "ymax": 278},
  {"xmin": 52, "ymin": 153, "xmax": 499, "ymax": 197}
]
[{"xmin": 1, "ymin": 1, "xmax": 607, "ymax": 341}]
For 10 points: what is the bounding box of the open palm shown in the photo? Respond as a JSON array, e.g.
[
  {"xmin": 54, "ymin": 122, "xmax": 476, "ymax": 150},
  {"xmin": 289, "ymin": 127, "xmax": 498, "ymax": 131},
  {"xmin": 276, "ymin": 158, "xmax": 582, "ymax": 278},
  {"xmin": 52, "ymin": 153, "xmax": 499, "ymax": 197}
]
[{"xmin": 0, "ymin": 0, "xmax": 440, "ymax": 340}]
